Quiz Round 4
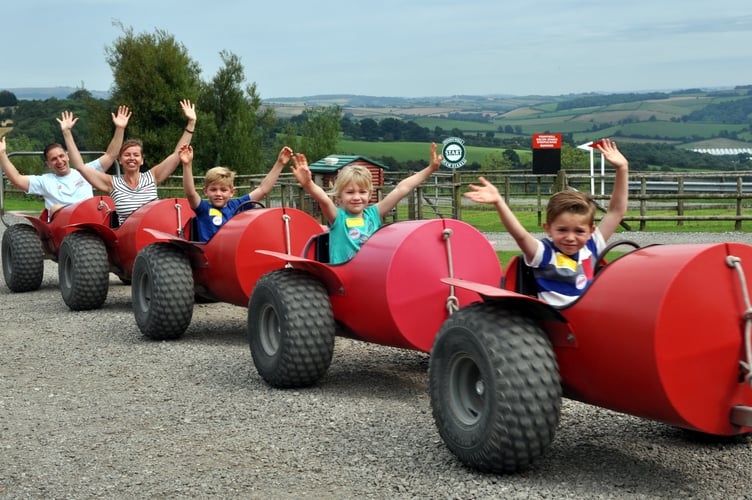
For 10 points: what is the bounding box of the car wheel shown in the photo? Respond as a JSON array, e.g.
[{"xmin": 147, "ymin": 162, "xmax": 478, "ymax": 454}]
[
  {"xmin": 1, "ymin": 224, "xmax": 43, "ymax": 293},
  {"xmin": 248, "ymin": 268, "xmax": 335, "ymax": 388},
  {"xmin": 58, "ymin": 231, "xmax": 109, "ymax": 310},
  {"xmin": 132, "ymin": 243, "xmax": 194, "ymax": 340},
  {"xmin": 429, "ymin": 303, "xmax": 561, "ymax": 474}
]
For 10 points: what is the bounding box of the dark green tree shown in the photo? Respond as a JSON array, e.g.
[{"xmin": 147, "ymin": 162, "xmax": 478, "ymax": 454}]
[
  {"xmin": 0, "ymin": 90, "xmax": 18, "ymax": 107},
  {"xmin": 101, "ymin": 23, "xmax": 202, "ymax": 168},
  {"xmin": 299, "ymin": 106, "xmax": 342, "ymax": 162},
  {"xmin": 196, "ymin": 50, "xmax": 275, "ymax": 175}
]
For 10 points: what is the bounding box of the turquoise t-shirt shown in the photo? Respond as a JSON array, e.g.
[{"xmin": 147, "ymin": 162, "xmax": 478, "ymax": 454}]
[{"xmin": 328, "ymin": 205, "xmax": 382, "ymax": 264}]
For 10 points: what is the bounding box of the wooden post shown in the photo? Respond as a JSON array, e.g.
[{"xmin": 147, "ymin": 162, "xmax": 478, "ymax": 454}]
[
  {"xmin": 639, "ymin": 177, "xmax": 647, "ymax": 231},
  {"xmin": 537, "ymin": 176, "xmax": 542, "ymax": 227},
  {"xmin": 677, "ymin": 177, "xmax": 684, "ymax": 226},
  {"xmin": 736, "ymin": 176, "xmax": 743, "ymax": 231}
]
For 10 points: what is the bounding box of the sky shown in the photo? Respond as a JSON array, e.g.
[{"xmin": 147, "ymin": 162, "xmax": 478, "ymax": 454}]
[{"xmin": 4, "ymin": 0, "xmax": 752, "ymax": 99}]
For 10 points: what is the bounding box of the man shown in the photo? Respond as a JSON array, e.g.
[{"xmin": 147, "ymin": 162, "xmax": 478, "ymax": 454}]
[{"xmin": 0, "ymin": 106, "xmax": 131, "ymax": 219}]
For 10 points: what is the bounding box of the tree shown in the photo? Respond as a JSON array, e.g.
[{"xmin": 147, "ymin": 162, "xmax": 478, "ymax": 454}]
[
  {"xmin": 196, "ymin": 50, "xmax": 275, "ymax": 175},
  {"xmin": 299, "ymin": 106, "xmax": 342, "ymax": 162},
  {"xmin": 482, "ymin": 150, "xmax": 513, "ymax": 171},
  {"xmin": 0, "ymin": 90, "xmax": 18, "ymax": 107},
  {"xmin": 100, "ymin": 23, "xmax": 202, "ymax": 167},
  {"xmin": 560, "ymin": 145, "xmax": 589, "ymax": 170},
  {"xmin": 359, "ymin": 118, "xmax": 380, "ymax": 141}
]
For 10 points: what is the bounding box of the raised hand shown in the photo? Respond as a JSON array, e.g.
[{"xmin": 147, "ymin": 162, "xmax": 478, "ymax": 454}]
[
  {"xmin": 56, "ymin": 111, "xmax": 78, "ymax": 132},
  {"xmin": 112, "ymin": 105, "xmax": 132, "ymax": 129},
  {"xmin": 180, "ymin": 99, "xmax": 197, "ymax": 123},
  {"xmin": 290, "ymin": 153, "xmax": 313, "ymax": 186}
]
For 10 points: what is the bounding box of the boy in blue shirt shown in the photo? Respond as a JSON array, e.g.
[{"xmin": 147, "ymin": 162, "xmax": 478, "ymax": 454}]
[
  {"xmin": 463, "ymin": 138, "xmax": 629, "ymax": 306},
  {"xmin": 180, "ymin": 144, "xmax": 293, "ymax": 242}
]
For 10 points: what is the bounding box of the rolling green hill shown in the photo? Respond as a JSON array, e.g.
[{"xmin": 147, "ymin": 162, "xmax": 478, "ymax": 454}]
[{"xmin": 267, "ymin": 86, "xmax": 752, "ymax": 150}]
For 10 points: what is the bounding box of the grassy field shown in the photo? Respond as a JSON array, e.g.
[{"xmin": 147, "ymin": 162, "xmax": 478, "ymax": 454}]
[{"xmin": 336, "ymin": 139, "xmax": 532, "ymax": 166}]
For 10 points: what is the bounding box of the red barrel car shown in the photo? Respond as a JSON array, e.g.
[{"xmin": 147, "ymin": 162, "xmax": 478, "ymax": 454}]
[
  {"xmin": 1, "ymin": 195, "xmax": 115, "ymax": 293},
  {"xmin": 248, "ymin": 218, "xmax": 502, "ymax": 388},
  {"xmin": 429, "ymin": 240, "xmax": 752, "ymax": 474},
  {"xmin": 130, "ymin": 204, "xmax": 325, "ymax": 340}
]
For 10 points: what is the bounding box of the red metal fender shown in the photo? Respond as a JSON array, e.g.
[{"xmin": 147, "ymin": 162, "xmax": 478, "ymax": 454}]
[
  {"xmin": 555, "ymin": 242, "xmax": 752, "ymax": 435},
  {"xmin": 441, "ymin": 277, "xmax": 567, "ymax": 324},
  {"xmin": 262, "ymin": 218, "xmax": 503, "ymax": 352}
]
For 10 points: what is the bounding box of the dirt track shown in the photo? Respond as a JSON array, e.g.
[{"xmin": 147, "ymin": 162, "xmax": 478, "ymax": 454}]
[{"xmin": 1, "ymin": 223, "xmax": 751, "ymax": 498}]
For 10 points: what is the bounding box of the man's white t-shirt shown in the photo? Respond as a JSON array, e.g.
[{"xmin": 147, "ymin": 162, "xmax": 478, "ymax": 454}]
[{"xmin": 26, "ymin": 159, "xmax": 104, "ymax": 212}]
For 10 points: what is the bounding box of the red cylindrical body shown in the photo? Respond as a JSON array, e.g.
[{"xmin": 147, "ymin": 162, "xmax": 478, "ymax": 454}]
[
  {"xmin": 24, "ymin": 196, "xmax": 115, "ymax": 257},
  {"xmin": 194, "ymin": 207, "xmax": 324, "ymax": 307},
  {"xmin": 112, "ymin": 198, "xmax": 195, "ymax": 279},
  {"xmin": 330, "ymin": 219, "xmax": 502, "ymax": 352},
  {"xmin": 555, "ymin": 243, "xmax": 752, "ymax": 435}
]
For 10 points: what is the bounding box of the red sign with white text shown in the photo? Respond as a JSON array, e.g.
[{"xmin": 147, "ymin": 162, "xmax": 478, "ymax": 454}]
[{"xmin": 532, "ymin": 133, "xmax": 562, "ymax": 149}]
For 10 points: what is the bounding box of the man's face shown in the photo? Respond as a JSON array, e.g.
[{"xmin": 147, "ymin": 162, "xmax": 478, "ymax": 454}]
[{"xmin": 44, "ymin": 146, "xmax": 71, "ymax": 177}]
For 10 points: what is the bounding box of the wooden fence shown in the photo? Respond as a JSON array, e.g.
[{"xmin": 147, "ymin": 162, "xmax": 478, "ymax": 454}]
[{"xmin": 6, "ymin": 169, "xmax": 752, "ymax": 231}]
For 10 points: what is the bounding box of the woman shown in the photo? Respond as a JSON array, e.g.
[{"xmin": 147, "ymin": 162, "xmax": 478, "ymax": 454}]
[{"xmin": 61, "ymin": 99, "xmax": 196, "ymax": 226}]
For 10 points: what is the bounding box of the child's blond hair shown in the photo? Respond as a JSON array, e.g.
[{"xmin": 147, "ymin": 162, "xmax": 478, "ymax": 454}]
[
  {"xmin": 203, "ymin": 166, "xmax": 236, "ymax": 189},
  {"xmin": 330, "ymin": 165, "xmax": 372, "ymax": 199}
]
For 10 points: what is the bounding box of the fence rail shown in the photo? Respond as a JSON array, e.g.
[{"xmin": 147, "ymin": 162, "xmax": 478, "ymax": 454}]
[{"xmin": 5, "ymin": 169, "xmax": 752, "ymax": 231}]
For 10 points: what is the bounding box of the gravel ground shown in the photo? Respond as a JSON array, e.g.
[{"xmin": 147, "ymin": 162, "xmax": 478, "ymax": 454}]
[{"xmin": 1, "ymin": 222, "xmax": 751, "ymax": 499}]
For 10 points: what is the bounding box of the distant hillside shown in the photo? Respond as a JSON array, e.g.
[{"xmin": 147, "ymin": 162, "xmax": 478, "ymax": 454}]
[
  {"xmin": 5, "ymin": 87, "xmax": 110, "ymax": 100},
  {"xmin": 5, "ymin": 86, "xmax": 752, "ymax": 150}
]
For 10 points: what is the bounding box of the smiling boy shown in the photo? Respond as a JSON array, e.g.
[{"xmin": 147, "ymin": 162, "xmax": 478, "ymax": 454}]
[
  {"xmin": 464, "ymin": 138, "xmax": 629, "ymax": 306},
  {"xmin": 180, "ymin": 144, "xmax": 293, "ymax": 242}
]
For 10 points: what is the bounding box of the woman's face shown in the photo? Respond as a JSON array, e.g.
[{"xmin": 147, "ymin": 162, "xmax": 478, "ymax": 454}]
[{"xmin": 119, "ymin": 145, "xmax": 144, "ymax": 171}]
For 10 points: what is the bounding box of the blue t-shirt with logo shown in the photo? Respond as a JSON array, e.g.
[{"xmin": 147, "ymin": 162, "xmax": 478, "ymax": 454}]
[{"xmin": 193, "ymin": 194, "xmax": 251, "ymax": 242}]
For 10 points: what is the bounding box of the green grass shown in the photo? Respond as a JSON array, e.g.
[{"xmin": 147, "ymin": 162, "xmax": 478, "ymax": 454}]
[
  {"xmin": 2, "ymin": 197, "xmax": 44, "ymax": 212},
  {"xmin": 336, "ymin": 139, "xmax": 532, "ymax": 166}
]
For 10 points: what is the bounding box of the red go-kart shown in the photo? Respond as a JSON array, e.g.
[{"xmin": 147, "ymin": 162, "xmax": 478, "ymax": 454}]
[
  {"xmin": 130, "ymin": 203, "xmax": 325, "ymax": 340},
  {"xmin": 248, "ymin": 218, "xmax": 502, "ymax": 389},
  {"xmin": 54, "ymin": 197, "xmax": 195, "ymax": 310},
  {"xmin": 1, "ymin": 195, "xmax": 114, "ymax": 293},
  {"xmin": 429, "ymin": 240, "xmax": 752, "ymax": 474}
]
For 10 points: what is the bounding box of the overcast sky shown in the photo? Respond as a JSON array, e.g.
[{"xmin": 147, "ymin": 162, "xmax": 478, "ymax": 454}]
[{"xmin": 4, "ymin": 0, "xmax": 752, "ymax": 98}]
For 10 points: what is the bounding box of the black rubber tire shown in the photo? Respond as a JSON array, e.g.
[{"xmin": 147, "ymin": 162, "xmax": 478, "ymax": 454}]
[
  {"xmin": 58, "ymin": 231, "xmax": 110, "ymax": 310},
  {"xmin": 429, "ymin": 303, "xmax": 562, "ymax": 474},
  {"xmin": 132, "ymin": 243, "xmax": 194, "ymax": 340},
  {"xmin": 1, "ymin": 224, "xmax": 43, "ymax": 293},
  {"xmin": 248, "ymin": 269, "xmax": 335, "ymax": 388}
]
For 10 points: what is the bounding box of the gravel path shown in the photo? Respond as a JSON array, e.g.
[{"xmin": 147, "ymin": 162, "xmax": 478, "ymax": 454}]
[{"xmin": 1, "ymin": 223, "xmax": 751, "ymax": 499}]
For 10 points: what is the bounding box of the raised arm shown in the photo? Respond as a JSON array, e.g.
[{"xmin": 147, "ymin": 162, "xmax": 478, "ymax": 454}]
[
  {"xmin": 249, "ymin": 146, "xmax": 293, "ymax": 201},
  {"xmin": 98, "ymin": 105, "xmax": 131, "ymax": 172},
  {"xmin": 290, "ymin": 152, "xmax": 338, "ymax": 224},
  {"xmin": 375, "ymin": 142, "xmax": 441, "ymax": 217},
  {"xmin": 57, "ymin": 111, "xmax": 113, "ymax": 192},
  {"xmin": 594, "ymin": 138, "xmax": 629, "ymax": 240},
  {"xmin": 151, "ymin": 99, "xmax": 198, "ymax": 185},
  {"xmin": 0, "ymin": 136, "xmax": 31, "ymax": 192},
  {"xmin": 179, "ymin": 144, "xmax": 201, "ymax": 209},
  {"xmin": 464, "ymin": 176, "xmax": 539, "ymax": 262}
]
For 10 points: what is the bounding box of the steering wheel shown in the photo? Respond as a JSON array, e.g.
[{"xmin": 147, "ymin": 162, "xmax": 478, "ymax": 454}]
[
  {"xmin": 232, "ymin": 200, "xmax": 265, "ymax": 216},
  {"xmin": 593, "ymin": 239, "xmax": 641, "ymax": 276}
]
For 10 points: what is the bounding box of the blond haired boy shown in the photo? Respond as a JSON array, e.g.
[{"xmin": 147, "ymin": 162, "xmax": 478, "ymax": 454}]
[{"xmin": 180, "ymin": 144, "xmax": 293, "ymax": 242}]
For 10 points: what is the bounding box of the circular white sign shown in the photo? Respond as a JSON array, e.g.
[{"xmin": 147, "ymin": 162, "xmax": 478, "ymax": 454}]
[{"xmin": 441, "ymin": 137, "xmax": 466, "ymax": 169}]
